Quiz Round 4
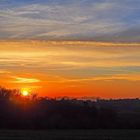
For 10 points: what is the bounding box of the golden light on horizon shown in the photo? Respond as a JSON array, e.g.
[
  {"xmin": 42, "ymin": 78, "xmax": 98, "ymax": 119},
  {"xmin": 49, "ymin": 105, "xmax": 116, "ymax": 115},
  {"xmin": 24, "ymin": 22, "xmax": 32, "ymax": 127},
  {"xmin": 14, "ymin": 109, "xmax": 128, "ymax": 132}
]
[
  {"xmin": 21, "ymin": 88, "xmax": 30, "ymax": 96},
  {"xmin": 0, "ymin": 41, "xmax": 140, "ymax": 98}
]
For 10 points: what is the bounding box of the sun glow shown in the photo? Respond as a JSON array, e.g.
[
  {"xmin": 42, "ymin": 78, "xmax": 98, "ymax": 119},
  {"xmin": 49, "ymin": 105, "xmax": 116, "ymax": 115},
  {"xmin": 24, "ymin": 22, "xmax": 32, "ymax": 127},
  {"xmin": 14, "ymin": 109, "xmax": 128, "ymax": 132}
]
[{"xmin": 21, "ymin": 88, "xmax": 30, "ymax": 96}]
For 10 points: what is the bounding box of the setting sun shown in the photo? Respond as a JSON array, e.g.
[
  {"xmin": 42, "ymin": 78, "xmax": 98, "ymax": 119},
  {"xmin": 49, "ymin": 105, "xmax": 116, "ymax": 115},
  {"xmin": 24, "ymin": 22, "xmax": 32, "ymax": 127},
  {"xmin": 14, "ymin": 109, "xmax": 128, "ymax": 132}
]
[{"xmin": 21, "ymin": 89, "xmax": 30, "ymax": 96}]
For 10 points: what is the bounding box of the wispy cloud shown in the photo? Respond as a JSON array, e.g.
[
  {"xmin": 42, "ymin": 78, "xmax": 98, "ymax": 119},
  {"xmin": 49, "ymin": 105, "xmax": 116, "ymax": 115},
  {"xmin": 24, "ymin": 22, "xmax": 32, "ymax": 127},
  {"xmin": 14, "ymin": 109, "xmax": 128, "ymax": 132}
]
[
  {"xmin": 11, "ymin": 76, "xmax": 40, "ymax": 83},
  {"xmin": 0, "ymin": 0, "xmax": 140, "ymax": 41},
  {"xmin": 0, "ymin": 70, "xmax": 10, "ymax": 74},
  {"xmin": 0, "ymin": 41, "xmax": 140, "ymax": 75},
  {"xmin": 52, "ymin": 74, "xmax": 140, "ymax": 83}
]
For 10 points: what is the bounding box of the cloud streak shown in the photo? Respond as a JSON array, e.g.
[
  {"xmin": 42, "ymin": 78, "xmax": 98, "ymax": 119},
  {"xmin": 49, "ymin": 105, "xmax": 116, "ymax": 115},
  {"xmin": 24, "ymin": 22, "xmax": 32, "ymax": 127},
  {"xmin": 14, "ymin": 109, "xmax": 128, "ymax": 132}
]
[
  {"xmin": 0, "ymin": 41, "xmax": 140, "ymax": 79},
  {"xmin": 47, "ymin": 74, "xmax": 140, "ymax": 84},
  {"xmin": 11, "ymin": 76, "xmax": 40, "ymax": 83}
]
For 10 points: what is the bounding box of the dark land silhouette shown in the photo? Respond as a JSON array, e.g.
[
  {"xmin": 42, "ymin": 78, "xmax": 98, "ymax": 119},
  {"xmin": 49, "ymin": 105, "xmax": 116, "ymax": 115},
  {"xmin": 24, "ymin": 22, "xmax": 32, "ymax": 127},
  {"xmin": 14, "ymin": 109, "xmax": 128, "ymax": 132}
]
[{"xmin": 0, "ymin": 87, "xmax": 140, "ymax": 129}]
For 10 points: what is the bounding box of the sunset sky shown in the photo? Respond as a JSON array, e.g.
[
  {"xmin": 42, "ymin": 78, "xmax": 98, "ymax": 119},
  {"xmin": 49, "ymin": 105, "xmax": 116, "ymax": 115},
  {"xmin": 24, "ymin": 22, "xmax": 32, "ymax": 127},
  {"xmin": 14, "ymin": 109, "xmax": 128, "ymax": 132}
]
[{"xmin": 0, "ymin": 0, "xmax": 140, "ymax": 98}]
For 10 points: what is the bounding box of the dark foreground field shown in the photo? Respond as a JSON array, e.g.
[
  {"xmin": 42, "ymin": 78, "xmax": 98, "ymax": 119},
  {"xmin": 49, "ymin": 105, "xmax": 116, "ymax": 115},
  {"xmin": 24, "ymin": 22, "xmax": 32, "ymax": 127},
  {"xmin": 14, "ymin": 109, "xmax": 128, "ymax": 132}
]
[{"xmin": 0, "ymin": 130, "xmax": 140, "ymax": 140}]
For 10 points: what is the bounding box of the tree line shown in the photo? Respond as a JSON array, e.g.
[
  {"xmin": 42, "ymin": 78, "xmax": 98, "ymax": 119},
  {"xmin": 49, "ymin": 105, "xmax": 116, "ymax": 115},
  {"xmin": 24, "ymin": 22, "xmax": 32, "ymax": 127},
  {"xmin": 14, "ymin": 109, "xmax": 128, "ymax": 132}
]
[{"xmin": 0, "ymin": 87, "xmax": 140, "ymax": 129}]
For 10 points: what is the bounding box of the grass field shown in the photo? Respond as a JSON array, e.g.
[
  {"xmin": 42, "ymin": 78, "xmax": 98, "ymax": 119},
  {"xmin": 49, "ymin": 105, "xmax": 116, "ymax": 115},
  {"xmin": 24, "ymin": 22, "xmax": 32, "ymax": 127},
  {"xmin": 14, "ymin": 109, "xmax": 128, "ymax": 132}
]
[{"xmin": 0, "ymin": 130, "xmax": 140, "ymax": 140}]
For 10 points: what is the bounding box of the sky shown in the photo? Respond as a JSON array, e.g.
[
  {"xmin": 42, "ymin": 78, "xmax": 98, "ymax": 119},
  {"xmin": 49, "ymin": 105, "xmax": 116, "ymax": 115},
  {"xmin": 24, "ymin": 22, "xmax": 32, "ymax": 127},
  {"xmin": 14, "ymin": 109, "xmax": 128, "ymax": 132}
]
[
  {"xmin": 0, "ymin": 0, "xmax": 140, "ymax": 41},
  {"xmin": 0, "ymin": 0, "xmax": 140, "ymax": 98}
]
